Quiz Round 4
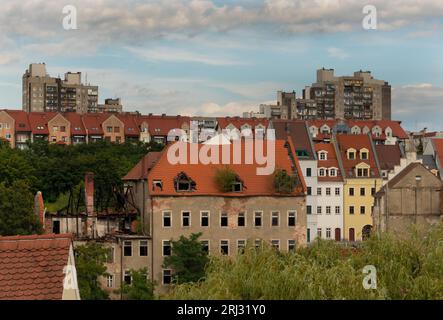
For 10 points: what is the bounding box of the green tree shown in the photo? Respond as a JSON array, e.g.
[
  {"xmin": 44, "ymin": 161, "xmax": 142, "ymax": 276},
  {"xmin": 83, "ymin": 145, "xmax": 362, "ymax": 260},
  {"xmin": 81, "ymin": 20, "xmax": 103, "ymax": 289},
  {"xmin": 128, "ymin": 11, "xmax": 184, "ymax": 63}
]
[
  {"xmin": 119, "ymin": 268, "xmax": 155, "ymax": 300},
  {"xmin": 0, "ymin": 180, "xmax": 42, "ymax": 236},
  {"xmin": 274, "ymin": 168, "xmax": 297, "ymax": 193},
  {"xmin": 163, "ymin": 233, "xmax": 209, "ymax": 284},
  {"xmin": 214, "ymin": 167, "xmax": 238, "ymax": 192},
  {"xmin": 75, "ymin": 243, "xmax": 110, "ymax": 300}
]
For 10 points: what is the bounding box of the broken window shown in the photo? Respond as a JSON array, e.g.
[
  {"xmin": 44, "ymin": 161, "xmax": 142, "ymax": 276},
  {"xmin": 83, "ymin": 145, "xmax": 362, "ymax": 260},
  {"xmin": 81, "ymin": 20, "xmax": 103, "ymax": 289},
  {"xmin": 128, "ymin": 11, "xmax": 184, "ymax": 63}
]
[
  {"xmin": 254, "ymin": 212, "xmax": 262, "ymax": 227},
  {"xmin": 174, "ymin": 172, "xmax": 196, "ymax": 192},
  {"xmin": 271, "ymin": 212, "xmax": 279, "ymax": 227},
  {"xmin": 288, "ymin": 240, "xmax": 296, "ymax": 251},
  {"xmin": 238, "ymin": 212, "xmax": 245, "ymax": 227},
  {"xmin": 237, "ymin": 240, "xmax": 246, "ymax": 252},
  {"xmin": 220, "ymin": 212, "xmax": 228, "ymax": 227},
  {"xmin": 201, "ymin": 211, "xmax": 209, "ymax": 227},
  {"xmin": 153, "ymin": 180, "xmax": 163, "ymax": 191},
  {"xmin": 288, "ymin": 211, "xmax": 296, "ymax": 226},
  {"xmin": 123, "ymin": 241, "xmax": 132, "ymax": 257},
  {"xmin": 163, "ymin": 211, "xmax": 171, "ymax": 227},
  {"xmin": 220, "ymin": 240, "xmax": 229, "ymax": 255},
  {"xmin": 106, "ymin": 247, "xmax": 114, "ymax": 263},
  {"xmin": 201, "ymin": 240, "xmax": 209, "ymax": 253},
  {"xmin": 163, "ymin": 269, "xmax": 172, "ymax": 285},
  {"xmin": 124, "ymin": 271, "xmax": 132, "ymax": 285},
  {"xmin": 271, "ymin": 240, "xmax": 280, "ymax": 250},
  {"xmin": 139, "ymin": 240, "xmax": 148, "ymax": 257},
  {"xmin": 182, "ymin": 211, "xmax": 190, "ymax": 227},
  {"xmin": 163, "ymin": 240, "xmax": 171, "ymax": 256},
  {"xmin": 232, "ymin": 182, "xmax": 243, "ymax": 192}
]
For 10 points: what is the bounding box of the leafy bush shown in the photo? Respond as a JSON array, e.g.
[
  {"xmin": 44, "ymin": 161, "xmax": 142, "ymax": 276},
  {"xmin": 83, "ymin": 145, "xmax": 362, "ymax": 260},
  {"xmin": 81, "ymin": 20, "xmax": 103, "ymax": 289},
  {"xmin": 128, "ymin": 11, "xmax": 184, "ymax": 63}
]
[
  {"xmin": 274, "ymin": 169, "xmax": 297, "ymax": 193},
  {"xmin": 164, "ymin": 225, "xmax": 443, "ymax": 300},
  {"xmin": 118, "ymin": 268, "xmax": 155, "ymax": 300},
  {"xmin": 214, "ymin": 167, "xmax": 238, "ymax": 192}
]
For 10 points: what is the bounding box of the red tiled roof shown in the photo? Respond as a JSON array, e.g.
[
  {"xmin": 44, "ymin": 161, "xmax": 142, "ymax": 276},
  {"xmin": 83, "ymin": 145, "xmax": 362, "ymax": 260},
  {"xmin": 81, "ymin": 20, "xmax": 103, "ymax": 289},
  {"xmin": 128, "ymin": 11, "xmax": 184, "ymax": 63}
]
[
  {"xmin": 217, "ymin": 117, "xmax": 269, "ymax": 130},
  {"xmin": 123, "ymin": 152, "xmax": 163, "ymax": 180},
  {"xmin": 5, "ymin": 110, "xmax": 31, "ymax": 132},
  {"xmin": 148, "ymin": 140, "xmax": 304, "ymax": 197},
  {"xmin": 0, "ymin": 234, "xmax": 73, "ymax": 300},
  {"xmin": 375, "ymin": 144, "xmax": 402, "ymax": 171},
  {"xmin": 272, "ymin": 120, "xmax": 315, "ymax": 160},
  {"xmin": 315, "ymin": 143, "xmax": 343, "ymax": 182},
  {"xmin": 335, "ymin": 134, "xmax": 381, "ymax": 179},
  {"xmin": 432, "ymin": 138, "xmax": 443, "ymax": 169},
  {"xmin": 82, "ymin": 113, "xmax": 107, "ymax": 135},
  {"xmin": 64, "ymin": 112, "xmax": 86, "ymax": 135},
  {"xmin": 308, "ymin": 120, "xmax": 408, "ymax": 139},
  {"xmin": 117, "ymin": 114, "xmax": 140, "ymax": 137},
  {"xmin": 142, "ymin": 115, "xmax": 190, "ymax": 136},
  {"xmin": 28, "ymin": 112, "xmax": 58, "ymax": 134}
]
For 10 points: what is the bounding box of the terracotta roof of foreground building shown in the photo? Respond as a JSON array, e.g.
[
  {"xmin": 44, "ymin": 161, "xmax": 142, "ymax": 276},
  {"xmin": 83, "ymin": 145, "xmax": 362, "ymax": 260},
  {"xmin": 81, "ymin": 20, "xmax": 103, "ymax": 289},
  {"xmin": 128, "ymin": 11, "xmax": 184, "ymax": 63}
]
[
  {"xmin": 0, "ymin": 234, "xmax": 73, "ymax": 300},
  {"xmin": 123, "ymin": 152, "xmax": 163, "ymax": 180},
  {"xmin": 148, "ymin": 140, "xmax": 305, "ymax": 197}
]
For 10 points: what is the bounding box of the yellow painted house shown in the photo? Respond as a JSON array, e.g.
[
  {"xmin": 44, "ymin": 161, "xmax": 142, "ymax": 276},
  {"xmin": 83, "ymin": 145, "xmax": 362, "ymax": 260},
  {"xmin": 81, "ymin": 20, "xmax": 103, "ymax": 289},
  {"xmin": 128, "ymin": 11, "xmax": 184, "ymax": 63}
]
[{"xmin": 334, "ymin": 134, "xmax": 383, "ymax": 241}]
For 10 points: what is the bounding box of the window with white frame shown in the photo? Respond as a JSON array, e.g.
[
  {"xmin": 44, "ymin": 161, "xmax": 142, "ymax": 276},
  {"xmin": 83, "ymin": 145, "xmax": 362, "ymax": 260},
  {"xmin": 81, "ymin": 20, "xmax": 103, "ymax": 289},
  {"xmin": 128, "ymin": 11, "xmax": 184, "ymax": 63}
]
[
  {"xmin": 106, "ymin": 274, "xmax": 114, "ymax": 288},
  {"xmin": 237, "ymin": 239, "xmax": 246, "ymax": 252},
  {"xmin": 288, "ymin": 211, "xmax": 296, "ymax": 226},
  {"xmin": 326, "ymin": 228, "xmax": 332, "ymax": 239},
  {"xmin": 254, "ymin": 211, "xmax": 262, "ymax": 227},
  {"xmin": 220, "ymin": 212, "xmax": 228, "ymax": 227},
  {"xmin": 182, "ymin": 211, "xmax": 190, "ymax": 227},
  {"xmin": 317, "ymin": 206, "xmax": 322, "ymax": 215},
  {"xmin": 139, "ymin": 240, "xmax": 148, "ymax": 257},
  {"xmin": 123, "ymin": 241, "xmax": 132, "ymax": 257},
  {"xmin": 318, "ymin": 168, "xmax": 326, "ymax": 177},
  {"xmin": 220, "ymin": 240, "xmax": 229, "ymax": 255},
  {"xmin": 288, "ymin": 240, "xmax": 296, "ymax": 251},
  {"xmin": 335, "ymin": 187, "xmax": 340, "ymax": 196},
  {"xmin": 124, "ymin": 270, "xmax": 132, "ymax": 285},
  {"xmin": 201, "ymin": 240, "xmax": 209, "ymax": 253},
  {"xmin": 163, "ymin": 240, "xmax": 171, "ymax": 256},
  {"xmin": 318, "ymin": 151, "xmax": 327, "ymax": 160},
  {"xmin": 329, "ymin": 168, "xmax": 337, "ymax": 177},
  {"xmin": 326, "ymin": 206, "xmax": 331, "ymax": 215},
  {"xmin": 335, "ymin": 206, "xmax": 341, "ymax": 215},
  {"xmin": 162, "ymin": 211, "xmax": 171, "ymax": 227},
  {"xmin": 271, "ymin": 240, "xmax": 280, "ymax": 250},
  {"xmin": 163, "ymin": 269, "xmax": 172, "ymax": 285},
  {"xmin": 326, "ymin": 187, "xmax": 331, "ymax": 196},
  {"xmin": 271, "ymin": 212, "xmax": 279, "ymax": 227},
  {"xmin": 201, "ymin": 211, "xmax": 209, "ymax": 227}
]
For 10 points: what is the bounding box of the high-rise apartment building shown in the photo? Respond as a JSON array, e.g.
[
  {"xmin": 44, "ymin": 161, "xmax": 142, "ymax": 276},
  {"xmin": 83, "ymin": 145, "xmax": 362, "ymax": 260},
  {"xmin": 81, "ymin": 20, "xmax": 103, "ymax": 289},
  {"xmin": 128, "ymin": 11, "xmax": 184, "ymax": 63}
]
[
  {"xmin": 22, "ymin": 63, "xmax": 99, "ymax": 114},
  {"xmin": 305, "ymin": 68, "xmax": 391, "ymax": 121}
]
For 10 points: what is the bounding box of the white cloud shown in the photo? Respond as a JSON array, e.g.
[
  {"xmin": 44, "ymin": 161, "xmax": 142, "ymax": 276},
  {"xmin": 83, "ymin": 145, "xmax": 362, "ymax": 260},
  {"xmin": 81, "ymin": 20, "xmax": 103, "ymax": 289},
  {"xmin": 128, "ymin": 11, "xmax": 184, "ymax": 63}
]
[
  {"xmin": 327, "ymin": 47, "xmax": 349, "ymax": 60},
  {"xmin": 125, "ymin": 46, "xmax": 246, "ymax": 66},
  {"xmin": 181, "ymin": 101, "xmax": 258, "ymax": 117}
]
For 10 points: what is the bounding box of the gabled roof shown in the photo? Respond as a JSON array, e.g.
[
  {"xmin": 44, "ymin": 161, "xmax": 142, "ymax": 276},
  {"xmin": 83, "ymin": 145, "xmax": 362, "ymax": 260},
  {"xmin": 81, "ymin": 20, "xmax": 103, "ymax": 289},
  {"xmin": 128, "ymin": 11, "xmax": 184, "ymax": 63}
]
[
  {"xmin": 141, "ymin": 115, "xmax": 190, "ymax": 136},
  {"xmin": 147, "ymin": 140, "xmax": 304, "ymax": 197},
  {"xmin": 123, "ymin": 152, "xmax": 163, "ymax": 180},
  {"xmin": 5, "ymin": 110, "xmax": 31, "ymax": 132},
  {"xmin": 308, "ymin": 120, "xmax": 408, "ymax": 139},
  {"xmin": 28, "ymin": 112, "xmax": 58, "ymax": 134},
  {"xmin": 315, "ymin": 143, "xmax": 343, "ymax": 182},
  {"xmin": 0, "ymin": 234, "xmax": 73, "ymax": 300},
  {"xmin": 335, "ymin": 134, "xmax": 381, "ymax": 179},
  {"xmin": 117, "ymin": 114, "xmax": 140, "ymax": 136},
  {"xmin": 217, "ymin": 117, "xmax": 269, "ymax": 130},
  {"xmin": 375, "ymin": 144, "xmax": 402, "ymax": 171},
  {"xmin": 272, "ymin": 120, "xmax": 315, "ymax": 160},
  {"xmin": 64, "ymin": 112, "xmax": 86, "ymax": 135},
  {"xmin": 82, "ymin": 113, "xmax": 107, "ymax": 135}
]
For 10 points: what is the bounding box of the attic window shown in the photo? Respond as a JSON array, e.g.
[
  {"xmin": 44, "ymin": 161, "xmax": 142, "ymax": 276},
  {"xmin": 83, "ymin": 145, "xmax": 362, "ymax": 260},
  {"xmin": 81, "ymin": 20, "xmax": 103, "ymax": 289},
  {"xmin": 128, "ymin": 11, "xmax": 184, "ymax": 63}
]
[
  {"xmin": 174, "ymin": 172, "xmax": 196, "ymax": 192},
  {"xmin": 296, "ymin": 150, "xmax": 309, "ymax": 157},
  {"xmin": 153, "ymin": 180, "xmax": 163, "ymax": 191},
  {"xmin": 37, "ymin": 126, "xmax": 44, "ymax": 130},
  {"xmin": 357, "ymin": 168, "xmax": 369, "ymax": 177},
  {"xmin": 348, "ymin": 151, "xmax": 355, "ymax": 160},
  {"xmin": 19, "ymin": 123, "xmax": 25, "ymax": 128},
  {"xmin": 232, "ymin": 182, "xmax": 243, "ymax": 192}
]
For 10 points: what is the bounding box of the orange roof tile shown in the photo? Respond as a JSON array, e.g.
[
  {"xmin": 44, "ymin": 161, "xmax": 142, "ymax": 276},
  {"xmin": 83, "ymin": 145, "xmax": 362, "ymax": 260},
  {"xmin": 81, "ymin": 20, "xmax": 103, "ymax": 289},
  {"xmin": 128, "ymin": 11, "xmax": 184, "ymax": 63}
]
[
  {"xmin": 64, "ymin": 112, "xmax": 86, "ymax": 135},
  {"xmin": 28, "ymin": 112, "xmax": 58, "ymax": 134},
  {"xmin": 0, "ymin": 234, "xmax": 73, "ymax": 300},
  {"xmin": 148, "ymin": 140, "xmax": 304, "ymax": 197},
  {"xmin": 123, "ymin": 152, "xmax": 163, "ymax": 180},
  {"xmin": 5, "ymin": 110, "xmax": 31, "ymax": 132},
  {"xmin": 315, "ymin": 143, "xmax": 343, "ymax": 182},
  {"xmin": 432, "ymin": 139, "xmax": 443, "ymax": 169},
  {"xmin": 335, "ymin": 134, "xmax": 381, "ymax": 179}
]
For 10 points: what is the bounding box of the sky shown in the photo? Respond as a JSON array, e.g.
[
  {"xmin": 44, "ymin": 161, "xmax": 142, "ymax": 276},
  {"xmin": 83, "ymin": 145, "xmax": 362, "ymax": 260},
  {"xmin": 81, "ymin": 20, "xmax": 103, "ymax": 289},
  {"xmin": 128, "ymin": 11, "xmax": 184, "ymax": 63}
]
[{"xmin": 0, "ymin": 0, "xmax": 442, "ymax": 131}]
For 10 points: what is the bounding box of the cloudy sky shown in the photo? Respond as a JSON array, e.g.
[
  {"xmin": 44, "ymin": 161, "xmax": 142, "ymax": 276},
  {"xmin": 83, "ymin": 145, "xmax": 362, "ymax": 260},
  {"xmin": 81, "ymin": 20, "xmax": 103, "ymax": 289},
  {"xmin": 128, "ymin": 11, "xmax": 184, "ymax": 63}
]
[{"xmin": 0, "ymin": 0, "xmax": 442, "ymax": 131}]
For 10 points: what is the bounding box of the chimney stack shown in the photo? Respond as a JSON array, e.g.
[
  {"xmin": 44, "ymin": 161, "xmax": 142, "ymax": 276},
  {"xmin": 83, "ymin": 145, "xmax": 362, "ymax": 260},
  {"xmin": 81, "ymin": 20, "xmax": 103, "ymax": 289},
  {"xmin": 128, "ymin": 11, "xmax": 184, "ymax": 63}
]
[
  {"xmin": 85, "ymin": 172, "xmax": 94, "ymax": 215},
  {"xmin": 34, "ymin": 191, "xmax": 45, "ymax": 231}
]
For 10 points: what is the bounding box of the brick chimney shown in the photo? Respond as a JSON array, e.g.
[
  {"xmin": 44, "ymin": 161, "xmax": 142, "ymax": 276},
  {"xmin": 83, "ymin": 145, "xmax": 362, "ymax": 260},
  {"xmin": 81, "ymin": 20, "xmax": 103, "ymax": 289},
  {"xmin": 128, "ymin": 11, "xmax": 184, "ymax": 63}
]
[
  {"xmin": 85, "ymin": 172, "xmax": 94, "ymax": 215},
  {"xmin": 34, "ymin": 191, "xmax": 45, "ymax": 230}
]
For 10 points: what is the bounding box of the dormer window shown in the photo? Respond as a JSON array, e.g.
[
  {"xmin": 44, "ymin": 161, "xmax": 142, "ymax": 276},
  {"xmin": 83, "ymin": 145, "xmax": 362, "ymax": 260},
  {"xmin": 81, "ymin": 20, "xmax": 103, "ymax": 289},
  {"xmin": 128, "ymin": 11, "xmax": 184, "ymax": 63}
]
[
  {"xmin": 329, "ymin": 168, "xmax": 337, "ymax": 177},
  {"xmin": 318, "ymin": 151, "xmax": 328, "ymax": 160},
  {"xmin": 232, "ymin": 182, "xmax": 243, "ymax": 192},
  {"xmin": 318, "ymin": 168, "xmax": 326, "ymax": 177},
  {"xmin": 153, "ymin": 180, "xmax": 163, "ymax": 191},
  {"xmin": 37, "ymin": 126, "xmax": 44, "ymax": 130},
  {"xmin": 347, "ymin": 149, "xmax": 356, "ymax": 160},
  {"xmin": 174, "ymin": 172, "xmax": 196, "ymax": 192},
  {"xmin": 357, "ymin": 168, "xmax": 369, "ymax": 177},
  {"xmin": 360, "ymin": 148, "xmax": 369, "ymax": 160}
]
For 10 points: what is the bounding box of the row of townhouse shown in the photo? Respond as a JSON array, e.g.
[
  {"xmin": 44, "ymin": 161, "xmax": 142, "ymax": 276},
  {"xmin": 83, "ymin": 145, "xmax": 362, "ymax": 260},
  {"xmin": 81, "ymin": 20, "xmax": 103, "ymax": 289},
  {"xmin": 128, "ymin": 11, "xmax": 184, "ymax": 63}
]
[
  {"xmin": 272, "ymin": 119, "xmax": 418, "ymax": 242},
  {"xmin": 1, "ymin": 109, "xmax": 410, "ymax": 150}
]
